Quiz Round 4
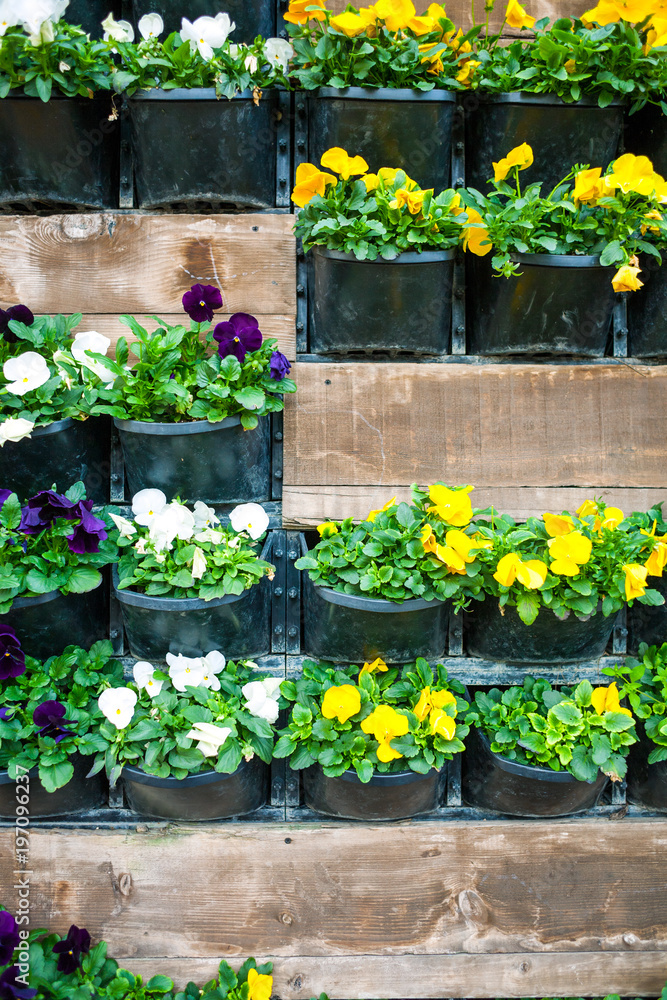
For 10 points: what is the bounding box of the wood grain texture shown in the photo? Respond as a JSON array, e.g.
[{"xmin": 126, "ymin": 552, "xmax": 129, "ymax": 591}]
[
  {"xmin": 282, "ymin": 486, "xmax": 667, "ymax": 527},
  {"xmin": 283, "ymin": 363, "xmax": 667, "ymax": 491},
  {"xmin": 0, "ymin": 214, "xmax": 296, "ymax": 316}
]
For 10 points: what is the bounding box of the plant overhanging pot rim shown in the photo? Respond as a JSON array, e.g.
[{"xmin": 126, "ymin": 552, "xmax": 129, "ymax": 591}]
[
  {"xmin": 332, "ymin": 765, "xmax": 442, "ymax": 786},
  {"xmin": 313, "ymin": 246, "xmax": 456, "ymax": 264},
  {"xmin": 475, "ymin": 727, "xmax": 600, "ymax": 784},
  {"xmin": 509, "ymin": 251, "xmax": 607, "ymax": 268},
  {"xmin": 121, "ymin": 761, "xmax": 250, "ymax": 787},
  {"xmin": 113, "ymin": 413, "xmax": 244, "ymax": 435},
  {"xmin": 311, "ymin": 86, "xmax": 456, "ymax": 102},
  {"xmin": 9, "ymin": 576, "xmax": 103, "ymax": 610},
  {"xmin": 475, "ymin": 91, "xmax": 625, "ymax": 108},
  {"xmin": 128, "ymin": 87, "xmax": 282, "ymax": 101}
]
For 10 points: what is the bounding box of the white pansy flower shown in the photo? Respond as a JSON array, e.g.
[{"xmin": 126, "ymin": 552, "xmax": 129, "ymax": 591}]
[
  {"xmin": 71, "ymin": 330, "xmax": 114, "ymax": 383},
  {"xmin": 263, "ymin": 37, "xmax": 293, "ymax": 73},
  {"xmin": 3, "ymin": 352, "xmax": 50, "ymax": 396},
  {"xmin": 131, "ymin": 488, "xmax": 167, "ymax": 526},
  {"xmin": 194, "ymin": 527, "xmax": 224, "ymax": 545},
  {"xmin": 98, "ymin": 687, "xmax": 137, "ymax": 729},
  {"xmin": 138, "ymin": 12, "xmax": 163, "ymax": 38},
  {"xmin": 19, "ymin": 0, "xmax": 68, "ymax": 37},
  {"xmin": 229, "ymin": 502, "xmax": 269, "ymax": 540},
  {"xmin": 200, "ymin": 649, "xmax": 226, "ymax": 691},
  {"xmin": 186, "ymin": 721, "xmax": 232, "ymax": 757},
  {"xmin": 28, "ymin": 17, "xmax": 55, "ymax": 44},
  {"xmin": 0, "ymin": 0, "xmax": 21, "ymax": 37},
  {"xmin": 180, "ymin": 14, "xmax": 233, "ymax": 60},
  {"xmin": 148, "ymin": 502, "xmax": 195, "ymax": 552},
  {"xmin": 102, "ymin": 12, "xmax": 134, "ymax": 41},
  {"xmin": 109, "ymin": 512, "xmax": 136, "ymax": 538},
  {"xmin": 241, "ymin": 677, "xmax": 281, "ymax": 724},
  {"xmin": 0, "ymin": 417, "xmax": 34, "ymax": 447},
  {"xmin": 166, "ymin": 652, "xmax": 205, "ymax": 692},
  {"xmin": 193, "ymin": 500, "xmax": 219, "ymax": 532},
  {"xmin": 133, "ymin": 660, "xmax": 164, "ymax": 697},
  {"xmin": 191, "ymin": 546, "xmax": 207, "ymax": 580},
  {"xmin": 244, "ymin": 53, "xmax": 258, "ymax": 73}
]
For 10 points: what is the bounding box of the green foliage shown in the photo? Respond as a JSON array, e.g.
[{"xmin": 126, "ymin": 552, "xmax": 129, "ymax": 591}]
[
  {"xmin": 0, "ymin": 22, "xmax": 116, "ymax": 99},
  {"xmin": 605, "ymin": 641, "xmax": 667, "ymax": 763}
]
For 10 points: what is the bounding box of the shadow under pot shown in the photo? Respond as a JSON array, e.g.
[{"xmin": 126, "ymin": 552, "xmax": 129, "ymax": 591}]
[
  {"xmin": 113, "ymin": 414, "xmax": 270, "ymax": 504},
  {"xmin": 462, "ymin": 727, "xmax": 608, "ymax": 817},
  {"xmin": 302, "ymin": 764, "xmax": 445, "ymax": 820},
  {"xmin": 466, "ymin": 253, "xmax": 615, "ymax": 356},
  {"xmin": 127, "ymin": 89, "xmax": 279, "ymax": 210},
  {"xmin": 464, "ymin": 92, "xmax": 623, "ymax": 194},
  {"xmin": 121, "ymin": 756, "xmax": 269, "ymax": 820},
  {"xmin": 0, "ymin": 416, "xmax": 110, "ymax": 505},
  {"xmin": 0, "ymin": 754, "xmax": 107, "ymax": 819},
  {"xmin": 112, "ymin": 539, "xmax": 271, "ymax": 660},
  {"xmin": 130, "ymin": 0, "xmax": 276, "ymax": 44},
  {"xmin": 2, "ymin": 579, "xmax": 108, "ymax": 660},
  {"xmin": 627, "ymin": 253, "xmax": 667, "ymax": 358},
  {"xmin": 0, "ymin": 93, "xmax": 119, "ymax": 211},
  {"xmin": 625, "ymin": 723, "xmax": 667, "ymax": 811},
  {"xmin": 624, "ymin": 103, "xmax": 667, "ymax": 178},
  {"xmin": 301, "ymin": 537, "xmax": 449, "ymax": 663},
  {"xmin": 311, "ymin": 247, "xmax": 455, "ymax": 355},
  {"xmin": 626, "ymin": 575, "xmax": 667, "ymax": 653},
  {"xmin": 464, "ymin": 599, "xmax": 619, "ymax": 664},
  {"xmin": 307, "ymin": 87, "xmax": 456, "ymax": 191}
]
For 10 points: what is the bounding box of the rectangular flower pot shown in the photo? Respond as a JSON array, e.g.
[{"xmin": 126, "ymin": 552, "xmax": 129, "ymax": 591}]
[
  {"xmin": 130, "ymin": 0, "xmax": 275, "ymax": 44},
  {"xmin": 302, "ymin": 764, "xmax": 445, "ymax": 821},
  {"xmin": 0, "ymin": 754, "xmax": 107, "ymax": 819},
  {"xmin": 625, "ymin": 724, "xmax": 667, "ymax": 812},
  {"xmin": 627, "ymin": 253, "xmax": 667, "ymax": 358},
  {"xmin": 2, "ymin": 579, "xmax": 108, "ymax": 660}
]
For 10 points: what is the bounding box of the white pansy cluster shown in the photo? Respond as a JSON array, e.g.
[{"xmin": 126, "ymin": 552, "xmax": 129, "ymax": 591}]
[
  {"xmin": 241, "ymin": 676, "xmax": 282, "ymax": 723},
  {"xmin": 70, "ymin": 330, "xmax": 114, "ymax": 383},
  {"xmin": 180, "ymin": 13, "xmax": 235, "ymax": 60},
  {"xmin": 0, "ymin": 0, "xmax": 69, "ymax": 44},
  {"xmin": 0, "ymin": 417, "xmax": 35, "ymax": 447}
]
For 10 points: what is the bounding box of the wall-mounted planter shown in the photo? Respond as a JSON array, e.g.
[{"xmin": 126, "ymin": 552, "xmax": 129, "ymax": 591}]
[
  {"xmin": 301, "ymin": 537, "xmax": 448, "ymax": 662},
  {"xmin": 113, "ymin": 414, "xmax": 270, "ymax": 504},
  {"xmin": 465, "ymin": 92, "xmax": 623, "ymax": 193},
  {"xmin": 626, "ymin": 576, "xmax": 667, "ymax": 653},
  {"xmin": 113, "ymin": 537, "xmax": 271, "ymax": 660},
  {"xmin": 127, "ymin": 88, "xmax": 280, "ymax": 209},
  {"xmin": 0, "ymin": 416, "xmax": 110, "ymax": 505},
  {"xmin": 302, "ymin": 764, "xmax": 444, "ymax": 820},
  {"xmin": 130, "ymin": 0, "xmax": 275, "ymax": 44},
  {"xmin": 311, "ymin": 247, "xmax": 455, "ymax": 355},
  {"xmin": 462, "ymin": 727, "xmax": 608, "ymax": 817},
  {"xmin": 2, "ymin": 580, "xmax": 107, "ymax": 660},
  {"xmin": 0, "ymin": 754, "xmax": 106, "ymax": 819},
  {"xmin": 67, "ymin": 0, "xmax": 120, "ymax": 33},
  {"xmin": 307, "ymin": 87, "xmax": 455, "ymax": 191},
  {"xmin": 121, "ymin": 756, "xmax": 269, "ymax": 819},
  {"xmin": 0, "ymin": 93, "xmax": 119, "ymax": 210},
  {"xmin": 625, "ymin": 724, "xmax": 667, "ymax": 812},
  {"xmin": 627, "ymin": 254, "xmax": 667, "ymax": 358},
  {"xmin": 624, "ymin": 104, "xmax": 667, "ymax": 177},
  {"xmin": 464, "ymin": 599, "xmax": 619, "ymax": 664},
  {"xmin": 466, "ymin": 253, "xmax": 615, "ymax": 356}
]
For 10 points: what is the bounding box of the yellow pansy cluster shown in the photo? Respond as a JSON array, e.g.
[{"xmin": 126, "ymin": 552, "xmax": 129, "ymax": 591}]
[{"xmin": 582, "ymin": 0, "xmax": 667, "ymax": 51}]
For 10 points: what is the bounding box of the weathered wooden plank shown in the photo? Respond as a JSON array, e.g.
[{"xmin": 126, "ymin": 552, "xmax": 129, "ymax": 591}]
[
  {"xmin": 282, "ymin": 486, "xmax": 667, "ymax": 527},
  {"xmin": 0, "ymin": 214, "xmax": 296, "ymax": 316},
  {"xmin": 2, "ymin": 822, "xmax": 666, "ymax": 965},
  {"xmin": 119, "ymin": 952, "xmax": 667, "ymax": 999},
  {"xmin": 283, "ymin": 363, "xmax": 667, "ymax": 491}
]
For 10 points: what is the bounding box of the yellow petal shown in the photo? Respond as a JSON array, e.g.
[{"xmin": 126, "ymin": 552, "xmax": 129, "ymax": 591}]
[
  {"xmin": 543, "ymin": 512, "xmax": 575, "ymax": 537},
  {"xmin": 321, "ymin": 684, "xmax": 361, "ymax": 723},
  {"xmin": 429, "ymin": 708, "xmax": 456, "ymax": 739}
]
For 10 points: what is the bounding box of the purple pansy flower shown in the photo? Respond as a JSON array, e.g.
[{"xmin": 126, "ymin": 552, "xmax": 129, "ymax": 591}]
[
  {"xmin": 269, "ymin": 350, "xmax": 291, "ymax": 381},
  {"xmin": 66, "ymin": 501, "xmax": 107, "ymax": 555},
  {"xmin": 0, "ymin": 305, "xmax": 34, "ymax": 344},
  {"xmin": 32, "ymin": 701, "xmax": 76, "ymax": 743},
  {"xmin": 52, "ymin": 926, "xmax": 90, "ymax": 975},
  {"xmin": 182, "ymin": 284, "xmax": 223, "ymax": 323},
  {"xmin": 0, "ymin": 490, "xmax": 13, "ymax": 511},
  {"xmin": 213, "ymin": 313, "xmax": 263, "ymax": 362},
  {"xmin": 0, "ymin": 707, "xmax": 14, "ymax": 721},
  {"xmin": 0, "ymin": 625, "xmax": 24, "ymax": 682},
  {"xmin": 19, "ymin": 490, "xmax": 78, "ymax": 535},
  {"xmin": 0, "ymin": 967, "xmax": 37, "ymax": 1000},
  {"xmin": 0, "ymin": 912, "xmax": 19, "ymax": 966}
]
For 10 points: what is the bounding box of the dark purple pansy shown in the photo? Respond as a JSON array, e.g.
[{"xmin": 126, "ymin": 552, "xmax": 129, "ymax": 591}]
[
  {"xmin": 0, "ymin": 912, "xmax": 19, "ymax": 966},
  {"xmin": 66, "ymin": 500, "xmax": 107, "ymax": 555},
  {"xmin": 0, "ymin": 625, "xmax": 24, "ymax": 682},
  {"xmin": 213, "ymin": 313, "xmax": 263, "ymax": 362},
  {"xmin": 32, "ymin": 701, "xmax": 76, "ymax": 743},
  {"xmin": 52, "ymin": 925, "xmax": 90, "ymax": 975},
  {"xmin": 0, "ymin": 967, "xmax": 37, "ymax": 1000},
  {"xmin": 182, "ymin": 284, "xmax": 223, "ymax": 323},
  {"xmin": 269, "ymin": 350, "xmax": 291, "ymax": 381},
  {"xmin": 0, "ymin": 490, "xmax": 12, "ymax": 511},
  {"xmin": 19, "ymin": 490, "xmax": 78, "ymax": 535},
  {"xmin": 0, "ymin": 305, "xmax": 34, "ymax": 345}
]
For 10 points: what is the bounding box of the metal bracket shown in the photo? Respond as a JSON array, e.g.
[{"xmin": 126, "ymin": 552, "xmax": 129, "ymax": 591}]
[
  {"xmin": 272, "ymin": 412, "xmax": 284, "ymax": 501},
  {"xmin": 296, "ymin": 239, "xmax": 308, "ymax": 354},
  {"xmin": 613, "ymin": 293, "xmax": 628, "ymax": 357},
  {"xmin": 286, "ymin": 532, "xmax": 302, "ymax": 653},
  {"xmin": 109, "ymin": 423, "xmax": 125, "ymax": 503},
  {"xmin": 271, "ymin": 530, "xmax": 287, "ymax": 654},
  {"xmin": 445, "ymin": 754, "xmax": 462, "ymax": 807},
  {"xmin": 450, "ymin": 105, "xmax": 466, "ymax": 356},
  {"xmin": 448, "ymin": 610, "xmax": 463, "ymax": 656},
  {"xmin": 275, "ymin": 89, "xmax": 292, "ymax": 209},
  {"xmin": 612, "ymin": 605, "xmax": 628, "ymax": 657},
  {"xmin": 118, "ymin": 101, "xmax": 134, "ymax": 210}
]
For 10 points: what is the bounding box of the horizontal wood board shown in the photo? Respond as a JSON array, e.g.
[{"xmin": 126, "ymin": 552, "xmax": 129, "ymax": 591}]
[
  {"xmin": 0, "ymin": 214, "xmax": 296, "ymax": 357},
  {"xmin": 2, "ymin": 822, "xmax": 666, "ymax": 996}
]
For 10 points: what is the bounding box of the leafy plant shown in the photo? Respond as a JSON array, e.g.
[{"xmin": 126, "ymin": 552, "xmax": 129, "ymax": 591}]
[
  {"xmin": 186, "ymin": 958, "xmax": 273, "ymax": 1000},
  {"xmin": 274, "ymin": 656, "xmax": 469, "ymax": 780},
  {"xmin": 605, "ymin": 642, "xmax": 667, "ymax": 763},
  {"xmin": 465, "ymin": 675, "xmax": 637, "ymax": 781}
]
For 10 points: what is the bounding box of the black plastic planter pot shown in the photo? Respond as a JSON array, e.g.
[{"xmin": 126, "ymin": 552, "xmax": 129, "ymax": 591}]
[
  {"xmin": 467, "ymin": 253, "xmax": 615, "ymax": 356},
  {"xmin": 130, "ymin": 0, "xmax": 275, "ymax": 44},
  {"xmin": 113, "ymin": 538, "xmax": 271, "ymax": 660},
  {"xmin": 462, "ymin": 728, "xmax": 608, "ymax": 817},
  {"xmin": 128, "ymin": 89, "xmax": 279, "ymax": 210},
  {"xmin": 301, "ymin": 537, "xmax": 448, "ymax": 662},
  {"xmin": 311, "ymin": 247, "xmax": 455, "ymax": 355},
  {"xmin": 2, "ymin": 580, "xmax": 108, "ymax": 660},
  {"xmin": 0, "ymin": 416, "xmax": 110, "ymax": 504},
  {"xmin": 624, "ymin": 104, "xmax": 667, "ymax": 177},
  {"xmin": 0, "ymin": 93, "xmax": 119, "ymax": 211},
  {"xmin": 308, "ymin": 88, "xmax": 455, "ymax": 191},
  {"xmin": 464, "ymin": 599, "xmax": 619, "ymax": 664},
  {"xmin": 0, "ymin": 754, "xmax": 106, "ymax": 819},
  {"xmin": 464, "ymin": 92, "xmax": 623, "ymax": 193},
  {"xmin": 627, "ymin": 254, "xmax": 667, "ymax": 358},
  {"xmin": 626, "ymin": 575, "xmax": 667, "ymax": 653},
  {"xmin": 626, "ymin": 724, "xmax": 667, "ymax": 812},
  {"xmin": 302, "ymin": 764, "xmax": 444, "ymax": 820},
  {"xmin": 121, "ymin": 756, "xmax": 269, "ymax": 820},
  {"xmin": 113, "ymin": 414, "xmax": 270, "ymax": 504},
  {"xmin": 67, "ymin": 0, "xmax": 120, "ymax": 33}
]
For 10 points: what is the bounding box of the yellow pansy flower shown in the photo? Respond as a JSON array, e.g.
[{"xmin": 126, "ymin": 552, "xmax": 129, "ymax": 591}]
[
  {"xmin": 445, "ymin": 28, "xmax": 472, "ymax": 53},
  {"xmin": 645, "ymin": 541, "xmax": 667, "ymax": 577},
  {"xmin": 493, "ymin": 142, "xmax": 534, "ymax": 183},
  {"xmin": 373, "ymin": 0, "xmax": 417, "ymax": 30},
  {"xmin": 548, "ymin": 531, "xmax": 592, "ymax": 576},
  {"xmin": 366, "ymin": 495, "xmax": 397, "ymax": 522},
  {"xmin": 427, "ymin": 484, "xmax": 473, "ymax": 526},
  {"xmin": 429, "ymin": 707, "xmax": 456, "ymax": 739},
  {"xmin": 330, "ymin": 11, "xmax": 369, "ymax": 34},
  {"xmin": 462, "ymin": 207, "xmax": 492, "ymax": 256},
  {"xmin": 623, "ymin": 563, "xmax": 648, "ymax": 600},
  {"xmin": 612, "ymin": 264, "xmax": 644, "ymax": 293},
  {"xmin": 641, "ymin": 209, "xmax": 663, "ymax": 235},
  {"xmin": 362, "ymin": 173, "xmax": 380, "ymax": 191},
  {"xmin": 361, "ymin": 704, "xmax": 409, "ymax": 761},
  {"xmin": 590, "ymin": 682, "xmax": 633, "ymax": 718},
  {"xmin": 608, "ymin": 152, "xmax": 659, "ymax": 195},
  {"xmin": 494, "ymin": 552, "xmax": 548, "ymax": 589},
  {"xmin": 427, "ymin": 1, "xmax": 448, "ymax": 19},
  {"xmin": 572, "ymin": 167, "xmax": 616, "ymax": 206},
  {"xmin": 320, "ymin": 147, "xmax": 369, "ymax": 180},
  {"xmin": 321, "ymin": 684, "xmax": 361, "ymax": 723},
  {"xmin": 284, "ymin": 0, "xmax": 327, "ymax": 24},
  {"xmin": 393, "ymin": 187, "xmax": 429, "ymax": 214},
  {"xmin": 408, "ymin": 13, "xmax": 437, "ymax": 33},
  {"xmin": 431, "ymin": 541, "xmax": 467, "ymax": 574},
  {"xmin": 504, "ymin": 0, "xmax": 536, "ymax": 28},
  {"xmin": 455, "ymin": 58, "xmax": 481, "ymax": 86},
  {"xmin": 359, "ymin": 657, "xmax": 389, "ymax": 677},
  {"xmin": 414, "ymin": 686, "xmax": 457, "ymax": 722},
  {"xmin": 564, "ymin": 58, "xmax": 577, "ymax": 73},
  {"xmin": 421, "ymin": 523, "xmax": 436, "ymax": 553},
  {"xmin": 317, "ymin": 521, "xmax": 339, "ymax": 537},
  {"xmin": 576, "ymin": 499, "xmax": 599, "ymax": 518},
  {"xmin": 583, "ymin": 0, "xmax": 667, "ymax": 25},
  {"xmin": 291, "ymin": 162, "xmax": 336, "ymax": 207},
  {"xmin": 248, "ymin": 970, "xmax": 273, "ymax": 1000},
  {"xmin": 600, "ymin": 506, "xmax": 624, "ymax": 530},
  {"xmin": 418, "ymin": 42, "xmax": 444, "ymax": 74},
  {"xmin": 543, "ymin": 512, "xmax": 575, "ymax": 537}
]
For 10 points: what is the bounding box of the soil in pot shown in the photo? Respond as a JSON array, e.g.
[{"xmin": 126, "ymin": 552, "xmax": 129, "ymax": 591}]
[
  {"xmin": 121, "ymin": 756, "xmax": 269, "ymax": 819},
  {"xmin": 130, "ymin": 0, "xmax": 275, "ymax": 44},
  {"xmin": 114, "ymin": 414, "xmax": 270, "ymax": 504},
  {"xmin": 311, "ymin": 247, "xmax": 455, "ymax": 355},
  {"xmin": 627, "ymin": 253, "xmax": 667, "ymax": 358},
  {"xmin": 2, "ymin": 579, "xmax": 108, "ymax": 660},
  {"xmin": 308, "ymin": 88, "xmax": 455, "ymax": 191},
  {"xmin": 625, "ymin": 722, "xmax": 667, "ymax": 811},
  {"xmin": 0, "ymin": 754, "xmax": 107, "ymax": 819},
  {"xmin": 464, "ymin": 93, "xmax": 624, "ymax": 194},
  {"xmin": 466, "ymin": 253, "xmax": 615, "ymax": 356},
  {"xmin": 462, "ymin": 727, "xmax": 608, "ymax": 817},
  {"xmin": 302, "ymin": 763, "xmax": 445, "ymax": 820},
  {"xmin": 464, "ymin": 599, "xmax": 619, "ymax": 664},
  {"xmin": 128, "ymin": 89, "xmax": 279, "ymax": 210}
]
